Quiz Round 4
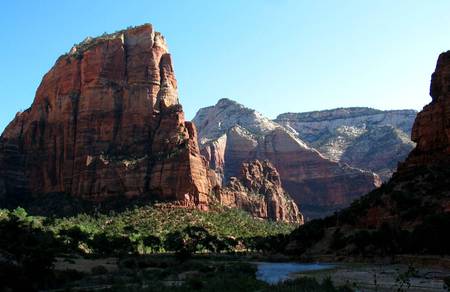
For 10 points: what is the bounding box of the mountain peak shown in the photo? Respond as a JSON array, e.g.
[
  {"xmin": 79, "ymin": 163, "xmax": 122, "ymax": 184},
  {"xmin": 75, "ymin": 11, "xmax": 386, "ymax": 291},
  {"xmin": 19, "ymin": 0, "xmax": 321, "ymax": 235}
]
[
  {"xmin": 193, "ymin": 98, "xmax": 278, "ymax": 144},
  {"xmin": 0, "ymin": 23, "xmax": 210, "ymax": 211}
]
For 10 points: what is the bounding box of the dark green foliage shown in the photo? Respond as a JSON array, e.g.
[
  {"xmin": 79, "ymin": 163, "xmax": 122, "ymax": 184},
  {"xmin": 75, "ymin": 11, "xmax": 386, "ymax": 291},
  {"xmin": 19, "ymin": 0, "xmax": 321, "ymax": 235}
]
[
  {"xmin": 91, "ymin": 265, "xmax": 109, "ymax": 275},
  {"xmin": 58, "ymin": 226, "xmax": 90, "ymax": 251},
  {"xmin": 267, "ymin": 277, "xmax": 353, "ymax": 292},
  {"xmin": 330, "ymin": 228, "xmax": 347, "ymax": 250},
  {"xmin": 409, "ymin": 213, "xmax": 450, "ymax": 254},
  {"xmin": 0, "ymin": 204, "xmax": 295, "ymax": 258},
  {"xmin": 289, "ymin": 165, "xmax": 450, "ymax": 256},
  {"xmin": 142, "ymin": 235, "xmax": 162, "ymax": 251},
  {"xmin": 164, "ymin": 226, "xmax": 232, "ymax": 260},
  {"xmin": 330, "ymin": 215, "xmax": 450, "ymax": 256},
  {"xmin": 287, "ymin": 219, "xmax": 326, "ymax": 254},
  {"xmin": 444, "ymin": 276, "xmax": 450, "ymax": 291},
  {"xmin": 0, "ymin": 208, "xmax": 62, "ymax": 291},
  {"xmin": 90, "ymin": 233, "xmax": 135, "ymax": 256}
]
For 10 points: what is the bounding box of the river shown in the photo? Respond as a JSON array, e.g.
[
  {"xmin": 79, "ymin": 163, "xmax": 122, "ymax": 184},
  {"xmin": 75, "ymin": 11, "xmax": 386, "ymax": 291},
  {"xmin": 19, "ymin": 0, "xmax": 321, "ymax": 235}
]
[{"xmin": 255, "ymin": 262, "xmax": 335, "ymax": 284}]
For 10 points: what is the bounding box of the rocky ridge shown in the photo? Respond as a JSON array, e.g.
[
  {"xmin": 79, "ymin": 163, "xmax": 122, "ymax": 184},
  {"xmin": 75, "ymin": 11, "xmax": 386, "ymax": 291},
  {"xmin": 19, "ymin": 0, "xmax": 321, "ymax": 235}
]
[
  {"xmin": 275, "ymin": 108, "xmax": 416, "ymax": 180},
  {"xmin": 194, "ymin": 98, "xmax": 381, "ymax": 219}
]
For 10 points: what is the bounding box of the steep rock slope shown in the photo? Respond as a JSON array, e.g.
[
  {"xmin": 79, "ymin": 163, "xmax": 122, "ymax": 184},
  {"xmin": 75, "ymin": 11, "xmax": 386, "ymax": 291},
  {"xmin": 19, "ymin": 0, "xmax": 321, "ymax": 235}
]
[
  {"xmin": 286, "ymin": 51, "xmax": 450, "ymax": 256},
  {"xmin": 216, "ymin": 160, "xmax": 303, "ymax": 223},
  {"xmin": 193, "ymin": 99, "xmax": 381, "ymax": 219},
  {"xmin": 0, "ymin": 24, "xmax": 210, "ymax": 210},
  {"xmin": 276, "ymin": 108, "xmax": 416, "ymax": 180}
]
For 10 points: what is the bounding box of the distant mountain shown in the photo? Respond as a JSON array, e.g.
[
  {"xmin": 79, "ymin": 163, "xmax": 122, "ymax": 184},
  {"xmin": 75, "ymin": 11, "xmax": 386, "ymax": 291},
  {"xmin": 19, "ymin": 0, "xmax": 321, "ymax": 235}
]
[
  {"xmin": 193, "ymin": 99, "xmax": 381, "ymax": 219},
  {"xmin": 275, "ymin": 108, "xmax": 417, "ymax": 180}
]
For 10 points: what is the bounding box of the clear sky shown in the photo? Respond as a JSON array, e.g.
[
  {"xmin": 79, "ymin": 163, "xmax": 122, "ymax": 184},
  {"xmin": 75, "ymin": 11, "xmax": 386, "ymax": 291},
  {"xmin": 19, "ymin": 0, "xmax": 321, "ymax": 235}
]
[{"xmin": 1, "ymin": 0, "xmax": 450, "ymax": 132}]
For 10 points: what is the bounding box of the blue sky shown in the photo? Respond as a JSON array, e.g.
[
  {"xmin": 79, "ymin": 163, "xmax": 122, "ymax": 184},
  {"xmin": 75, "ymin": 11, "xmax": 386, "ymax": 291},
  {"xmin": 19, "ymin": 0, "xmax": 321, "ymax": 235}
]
[{"xmin": 1, "ymin": 0, "xmax": 450, "ymax": 132}]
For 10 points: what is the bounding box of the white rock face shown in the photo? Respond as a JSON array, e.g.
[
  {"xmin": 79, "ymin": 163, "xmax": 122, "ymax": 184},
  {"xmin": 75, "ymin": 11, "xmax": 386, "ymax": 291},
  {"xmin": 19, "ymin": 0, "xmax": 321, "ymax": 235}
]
[
  {"xmin": 195, "ymin": 98, "xmax": 279, "ymax": 144},
  {"xmin": 275, "ymin": 107, "xmax": 417, "ymax": 180}
]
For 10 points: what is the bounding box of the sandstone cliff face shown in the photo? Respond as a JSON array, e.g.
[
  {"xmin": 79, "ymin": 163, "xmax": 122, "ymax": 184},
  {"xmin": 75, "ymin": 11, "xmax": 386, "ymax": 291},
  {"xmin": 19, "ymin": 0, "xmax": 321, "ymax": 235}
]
[
  {"xmin": 0, "ymin": 24, "xmax": 210, "ymax": 209},
  {"xmin": 275, "ymin": 108, "xmax": 416, "ymax": 180},
  {"xmin": 217, "ymin": 160, "xmax": 303, "ymax": 223},
  {"xmin": 399, "ymin": 51, "xmax": 450, "ymax": 171},
  {"xmin": 193, "ymin": 99, "xmax": 381, "ymax": 219}
]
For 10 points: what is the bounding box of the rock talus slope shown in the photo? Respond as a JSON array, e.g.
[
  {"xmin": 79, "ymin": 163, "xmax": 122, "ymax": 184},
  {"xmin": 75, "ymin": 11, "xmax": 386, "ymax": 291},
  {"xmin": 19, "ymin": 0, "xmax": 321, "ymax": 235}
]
[{"xmin": 0, "ymin": 24, "xmax": 210, "ymax": 209}]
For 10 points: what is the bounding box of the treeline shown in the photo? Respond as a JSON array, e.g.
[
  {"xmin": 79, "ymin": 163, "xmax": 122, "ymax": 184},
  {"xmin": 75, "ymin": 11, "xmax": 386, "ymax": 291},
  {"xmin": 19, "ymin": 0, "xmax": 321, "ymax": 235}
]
[
  {"xmin": 289, "ymin": 210, "xmax": 450, "ymax": 256},
  {"xmin": 288, "ymin": 165, "xmax": 450, "ymax": 256}
]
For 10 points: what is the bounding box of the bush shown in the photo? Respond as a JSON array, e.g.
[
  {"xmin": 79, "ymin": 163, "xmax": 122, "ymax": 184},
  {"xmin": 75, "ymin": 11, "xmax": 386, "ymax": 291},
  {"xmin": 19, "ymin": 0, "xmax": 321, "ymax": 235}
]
[{"xmin": 444, "ymin": 276, "xmax": 450, "ymax": 291}]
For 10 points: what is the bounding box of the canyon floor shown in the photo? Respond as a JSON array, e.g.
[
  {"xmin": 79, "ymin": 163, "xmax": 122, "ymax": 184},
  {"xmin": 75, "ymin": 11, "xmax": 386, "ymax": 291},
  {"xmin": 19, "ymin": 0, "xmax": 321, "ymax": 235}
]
[
  {"xmin": 48, "ymin": 254, "xmax": 450, "ymax": 292},
  {"xmin": 296, "ymin": 261, "xmax": 450, "ymax": 291}
]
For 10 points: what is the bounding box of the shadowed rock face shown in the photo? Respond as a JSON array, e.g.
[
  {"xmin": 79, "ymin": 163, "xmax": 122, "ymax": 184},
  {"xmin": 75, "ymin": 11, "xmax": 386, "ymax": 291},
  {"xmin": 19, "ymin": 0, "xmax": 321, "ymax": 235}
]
[
  {"xmin": 216, "ymin": 160, "xmax": 304, "ymax": 223},
  {"xmin": 194, "ymin": 99, "xmax": 381, "ymax": 219},
  {"xmin": 399, "ymin": 51, "xmax": 450, "ymax": 171},
  {"xmin": 0, "ymin": 24, "xmax": 210, "ymax": 209},
  {"xmin": 275, "ymin": 108, "xmax": 416, "ymax": 181}
]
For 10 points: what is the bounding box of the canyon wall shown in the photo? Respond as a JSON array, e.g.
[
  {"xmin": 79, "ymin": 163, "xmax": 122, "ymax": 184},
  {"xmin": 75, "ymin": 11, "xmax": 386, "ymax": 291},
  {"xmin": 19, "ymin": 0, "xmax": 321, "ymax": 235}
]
[
  {"xmin": 194, "ymin": 99, "xmax": 381, "ymax": 219},
  {"xmin": 276, "ymin": 108, "xmax": 416, "ymax": 180},
  {"xmin": 0, "ymin": 24, "xmax": 210, "ymax": 209}
]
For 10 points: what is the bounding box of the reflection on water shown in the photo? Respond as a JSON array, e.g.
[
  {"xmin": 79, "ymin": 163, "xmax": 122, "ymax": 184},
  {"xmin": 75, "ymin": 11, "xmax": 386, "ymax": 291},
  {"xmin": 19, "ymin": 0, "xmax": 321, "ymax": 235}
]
[{"xmin": 255, "ymin": 262, "xmax": 335, "ymax": 284}]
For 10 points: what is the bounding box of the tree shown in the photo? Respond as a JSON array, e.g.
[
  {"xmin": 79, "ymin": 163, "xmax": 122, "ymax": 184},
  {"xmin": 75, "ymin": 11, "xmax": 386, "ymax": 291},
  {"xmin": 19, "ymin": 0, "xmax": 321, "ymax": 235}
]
[{"xmin": 142, "ymin": 235, "xmax": 161, "ymax": 253}]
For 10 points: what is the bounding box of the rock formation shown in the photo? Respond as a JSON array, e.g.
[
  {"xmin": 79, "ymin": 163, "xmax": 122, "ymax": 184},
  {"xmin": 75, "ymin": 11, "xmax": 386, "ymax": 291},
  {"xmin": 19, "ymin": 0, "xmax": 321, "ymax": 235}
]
[
  {"xmin": 398, "ymin": 51, "xmax": 450, "ymax": 171},
  {"xmin": 0, "ymin": 24, "xmax": 210, "ymax": 210},
  {"xmin": 194, "ymin": 99, "xmax": 381, "ymax": 219},
  {"xmin": 286, "ymin": 51, "xmax": 450, "ymax": 256},
  {"xmin": 216, "ymin": 160, "xmax": 303, "ymax": 223},
  {"xmin": 275, "ymin": 108, "xmax": 416, "ymax": 180}
]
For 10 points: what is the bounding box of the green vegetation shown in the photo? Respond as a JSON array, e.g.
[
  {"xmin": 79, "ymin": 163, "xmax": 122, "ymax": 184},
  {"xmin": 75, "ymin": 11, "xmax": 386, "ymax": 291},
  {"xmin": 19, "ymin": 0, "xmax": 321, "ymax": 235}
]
[
  {"xmin": 52, "ymin": 257, "xmax": 353, "ymax": 291},
  {"xmin": 0, "ymin": 204, "xmax": 295, "ymax": 257},
  {"xmin": 0, "ymin": 206, "xmax": 351, "ymax": 291},
  {"xmin": 444, "ymin": 276, "xmax": 450, "ymax": 291},
  {"xmin": 51, "ymin": 204, "xmax": 295, "ymax": 243},
  {"xmin": 288, "ymin": 165, "xmax": 450, "ymax": 256}
]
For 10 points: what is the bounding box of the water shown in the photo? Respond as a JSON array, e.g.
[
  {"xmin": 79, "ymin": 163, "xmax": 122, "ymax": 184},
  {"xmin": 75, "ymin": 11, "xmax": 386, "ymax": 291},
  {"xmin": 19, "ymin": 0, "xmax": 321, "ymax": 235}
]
[{"xmin": 255, "ymin": 262, "xmax": 335, "ymax": 284}]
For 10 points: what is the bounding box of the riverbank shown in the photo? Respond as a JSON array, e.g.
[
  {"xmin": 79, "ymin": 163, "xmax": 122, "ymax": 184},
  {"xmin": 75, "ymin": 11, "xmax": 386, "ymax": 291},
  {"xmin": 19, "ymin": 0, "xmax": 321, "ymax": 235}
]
[
  {"xmin": 51, "ymin": 254, "xmax": 450, "ymax": 291},
  {"xmin": 295, "ymin": 262, "xmax": 450, "ymax": 291},
  {"xmin": 50, "ymin": 254, "xmax": 352, "ymax": 291}
]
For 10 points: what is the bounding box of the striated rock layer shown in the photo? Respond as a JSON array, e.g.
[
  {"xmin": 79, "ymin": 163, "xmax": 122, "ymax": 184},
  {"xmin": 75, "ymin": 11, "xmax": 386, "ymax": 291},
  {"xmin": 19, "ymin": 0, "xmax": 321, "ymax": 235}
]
[
  {"xmin": 194, "ymin": 99, "xmax": 381, "ymax": 219},
  {"xmin": 216, "ymin": 160, "xmax": 303, "ymax": 223},
  {"xmin": 276, "ymin": 108, "xmax": 416, "ymax": 180},
  {"xmin": 0, "ymin": 24, "xmax": 210, "ymax": 210}
]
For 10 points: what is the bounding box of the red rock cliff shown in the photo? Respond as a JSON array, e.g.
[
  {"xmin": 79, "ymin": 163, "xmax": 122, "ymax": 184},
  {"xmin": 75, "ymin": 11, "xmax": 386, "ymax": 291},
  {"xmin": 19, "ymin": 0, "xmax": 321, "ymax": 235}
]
[
  {"xmin": 0, "ymin": 24, "xmax": 210, "ymax": 208},
  {"xmin": 399, "ymin": 51, "xmax": 450, "ymax": 170}
]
